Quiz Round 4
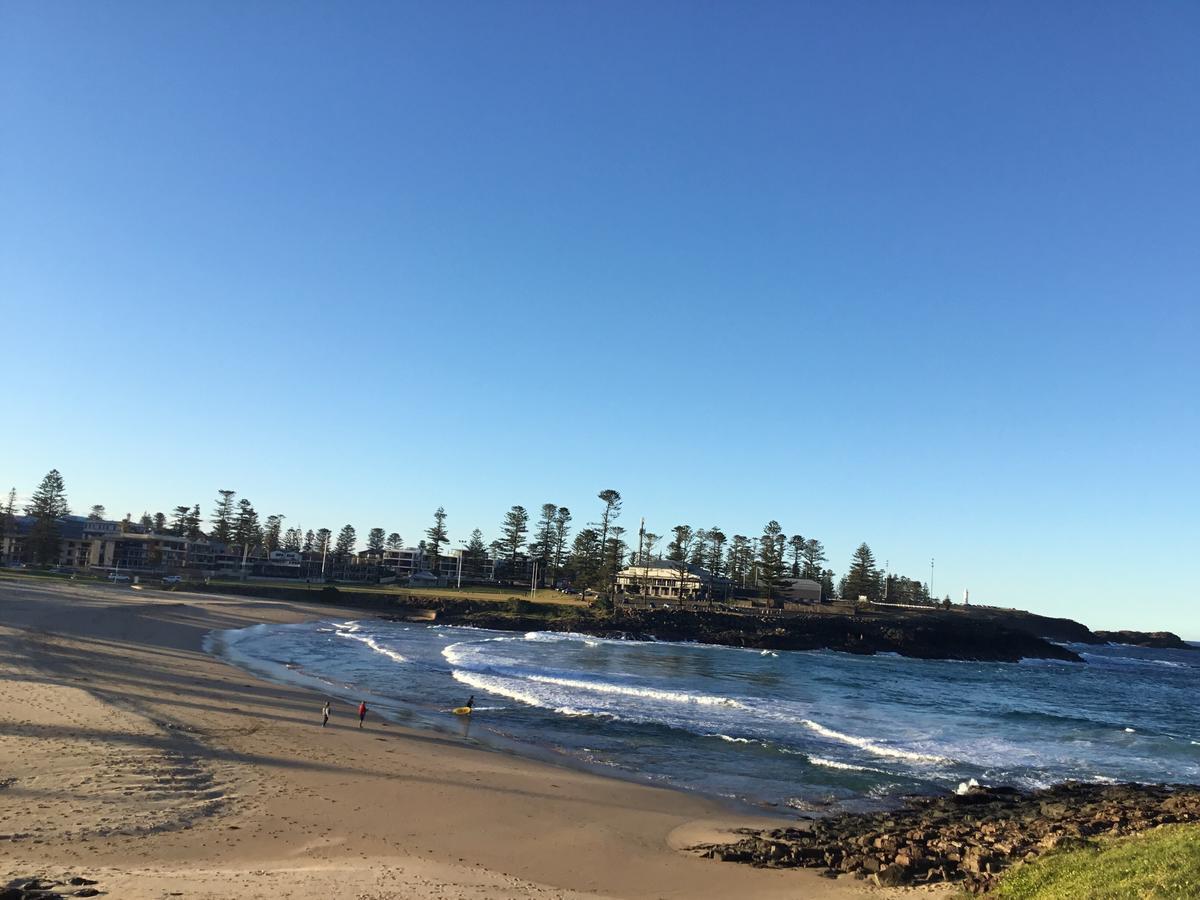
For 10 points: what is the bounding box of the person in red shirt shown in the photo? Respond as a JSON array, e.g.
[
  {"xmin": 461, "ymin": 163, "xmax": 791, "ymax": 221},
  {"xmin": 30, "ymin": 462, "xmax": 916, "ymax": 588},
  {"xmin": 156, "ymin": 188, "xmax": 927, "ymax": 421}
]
[{"xmin": 357, "ymin": 700, "xmax": 367, "ymax": 728}]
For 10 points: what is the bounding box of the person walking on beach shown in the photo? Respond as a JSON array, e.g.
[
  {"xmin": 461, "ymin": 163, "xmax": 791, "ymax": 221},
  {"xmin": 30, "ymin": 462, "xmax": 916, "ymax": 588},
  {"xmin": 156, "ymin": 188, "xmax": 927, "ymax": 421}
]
[
  {"xmin": 357, "ymin": 700, "xmax": 368, "ymax": 728},
  {"xmin": 321, "ymin": 701, "xmax": 330, "ymax": 727}
]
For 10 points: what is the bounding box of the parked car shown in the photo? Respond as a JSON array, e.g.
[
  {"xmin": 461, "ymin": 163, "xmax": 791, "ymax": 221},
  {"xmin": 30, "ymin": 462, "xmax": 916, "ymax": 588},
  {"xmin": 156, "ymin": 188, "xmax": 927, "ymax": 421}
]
[
  {"xmin": 162, "ymin": 575, "xmax": 182, "ymax": 585},
  {"xmin": 107, "ymin": 572, "xmax": 131, "ymax": 582}
]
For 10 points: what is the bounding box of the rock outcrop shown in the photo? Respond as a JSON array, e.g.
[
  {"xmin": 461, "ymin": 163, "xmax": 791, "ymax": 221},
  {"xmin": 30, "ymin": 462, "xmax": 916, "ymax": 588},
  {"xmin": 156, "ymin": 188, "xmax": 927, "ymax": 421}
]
[
  {"xmin": 698, "ymin": 781, "xmax": 1200, "ymax": 892},
  {"xmin": 1093, "ymin": 630, "xmax": 1194, "ymax": 650},
  {"xmin": 438, "ymin": 607, "xmax": 1084, "ymax": 663}
]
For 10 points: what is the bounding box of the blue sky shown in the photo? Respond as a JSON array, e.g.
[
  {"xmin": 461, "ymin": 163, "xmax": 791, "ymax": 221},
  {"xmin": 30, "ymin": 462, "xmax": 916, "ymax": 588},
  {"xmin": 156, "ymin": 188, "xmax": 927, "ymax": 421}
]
[{"xmin": 2, "ymin": 3, "xmax": 1197, "ymax": 634}]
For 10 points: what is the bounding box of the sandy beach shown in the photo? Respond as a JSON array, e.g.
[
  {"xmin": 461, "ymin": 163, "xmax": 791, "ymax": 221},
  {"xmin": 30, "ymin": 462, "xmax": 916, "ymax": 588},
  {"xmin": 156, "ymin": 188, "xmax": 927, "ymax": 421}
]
[{"xmin": 0, "ymin": 576, "xmax": 872, "ymax": 899}]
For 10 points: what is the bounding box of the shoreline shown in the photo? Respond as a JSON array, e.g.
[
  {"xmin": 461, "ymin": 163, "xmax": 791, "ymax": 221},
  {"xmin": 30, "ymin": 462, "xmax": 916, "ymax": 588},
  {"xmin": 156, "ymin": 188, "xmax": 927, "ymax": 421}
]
[
  {"xmin": 0, "ymin": 576, "xmax": 863, "ymax": 899},
  {"xmin": 205, "ymin": 618, "xmax": 780, "ymax": 822}
]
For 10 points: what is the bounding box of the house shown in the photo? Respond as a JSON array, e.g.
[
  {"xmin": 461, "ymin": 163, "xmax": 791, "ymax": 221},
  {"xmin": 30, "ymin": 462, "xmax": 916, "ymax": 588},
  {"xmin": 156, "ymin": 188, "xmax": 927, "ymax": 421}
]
[{"xmin": 615, "ymin": 558, "xmax": 717, "ymax": 600}]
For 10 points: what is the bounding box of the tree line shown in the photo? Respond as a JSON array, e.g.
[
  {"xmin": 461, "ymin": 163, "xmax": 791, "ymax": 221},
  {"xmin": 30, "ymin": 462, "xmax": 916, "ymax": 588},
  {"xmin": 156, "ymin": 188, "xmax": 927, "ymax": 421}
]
[{"xmin": 2, "ymin": 470, "xmax": 941, "ymax": 603}]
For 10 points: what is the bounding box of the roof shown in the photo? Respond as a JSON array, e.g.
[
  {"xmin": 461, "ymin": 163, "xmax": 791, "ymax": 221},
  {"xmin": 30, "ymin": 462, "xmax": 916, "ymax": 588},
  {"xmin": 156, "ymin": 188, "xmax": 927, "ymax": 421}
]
[{"xmin": 618, "ymin": 557, "xmax": 713, "ymax": 579}]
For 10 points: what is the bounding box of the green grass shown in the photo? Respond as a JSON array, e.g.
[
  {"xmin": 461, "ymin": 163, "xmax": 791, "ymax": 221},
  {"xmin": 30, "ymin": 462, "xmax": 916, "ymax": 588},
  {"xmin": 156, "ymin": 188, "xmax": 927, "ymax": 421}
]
[
  {"xmin": 199, "ymin": 578, "xmax": 583, "ymax": 606},
  {"xmin": 992, "ymin": 825, "xmax": 1200, "ymax": 899},
  {"xmin": 0, "ymin": 568, "xmax": 102, "ymax": 583}
]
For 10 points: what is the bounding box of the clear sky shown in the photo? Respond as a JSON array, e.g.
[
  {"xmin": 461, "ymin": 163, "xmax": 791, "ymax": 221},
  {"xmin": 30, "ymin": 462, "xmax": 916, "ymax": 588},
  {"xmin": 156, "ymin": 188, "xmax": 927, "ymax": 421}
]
[{"xmin": 2, "ymin": 3, "xmax": 1197, "ymax": 635}]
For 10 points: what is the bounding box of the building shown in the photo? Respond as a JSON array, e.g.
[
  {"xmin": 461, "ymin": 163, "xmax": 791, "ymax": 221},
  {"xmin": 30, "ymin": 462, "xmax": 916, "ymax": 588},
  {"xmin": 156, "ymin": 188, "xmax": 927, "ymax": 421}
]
[
  {"xmin": 775, "ymin": 577, "xmax": 823, "ymax": 604},
  {"xmin": 615, "ymin": 558, "xmax": 717, "ymax": 600},
  {"xmin": 0, "ymin": 515, "xmax": 219, "ymax": 575},
  {"xmin": 2, "ymin": 515, "xmax": 122, "ymax": 570}
]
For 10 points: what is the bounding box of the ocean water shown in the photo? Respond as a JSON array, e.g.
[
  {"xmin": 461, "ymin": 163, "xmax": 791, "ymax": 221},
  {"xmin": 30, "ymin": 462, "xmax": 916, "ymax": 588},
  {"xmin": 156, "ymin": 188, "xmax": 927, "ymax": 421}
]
[{"xmin": 208, "ymin": 620, "xmax": 1200, "ymax": 812}]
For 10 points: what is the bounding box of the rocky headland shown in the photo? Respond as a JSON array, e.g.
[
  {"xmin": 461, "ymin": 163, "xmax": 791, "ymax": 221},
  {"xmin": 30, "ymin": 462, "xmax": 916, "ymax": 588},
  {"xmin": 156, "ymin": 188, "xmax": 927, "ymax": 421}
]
[
  {"xmin": 181, "ymin": 582, "xmax": 1190, "ymax": 663},
  {"xmin": 1093, "ymin": 630, "xmax": 1195, "ymax": 650},
  {"xmin": 697, "ymin": 781, "xmax": 1200, "ymax": 892},
  {"xmin": 433, "ymin": 606, "xmax": 1085, "ymax": 663}
]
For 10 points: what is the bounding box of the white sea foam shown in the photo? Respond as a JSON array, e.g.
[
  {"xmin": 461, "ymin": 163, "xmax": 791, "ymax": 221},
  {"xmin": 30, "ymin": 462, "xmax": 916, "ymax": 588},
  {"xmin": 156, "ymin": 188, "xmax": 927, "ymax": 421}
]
[
  {"xmin": 714, "ymin": 734, "xmax": 755, "ymax": 744},
  {"xmin": 451, "ymin": 670, "xmax": 607, "ymax": 718},
  {"xmin": 445, "ymin": 641, "xmax": 748, "ymax": 709},
  {"xmin": 808, "ymin": 756, "xmax": 887, "ymax": 774},
  {"xmin": 334, "ymin": 630, "xmax": 407, "ymax": 664},
  {"xmin": 800, "ymin": 718, "xmax": 949, "ymax": 764},
  {"xmin": 524, "ymin": 630, "xmax": 598, "ymax": 643},
  {"xmin": 521, "ymin": 673, "xmax": 749, "ymax": 708}
]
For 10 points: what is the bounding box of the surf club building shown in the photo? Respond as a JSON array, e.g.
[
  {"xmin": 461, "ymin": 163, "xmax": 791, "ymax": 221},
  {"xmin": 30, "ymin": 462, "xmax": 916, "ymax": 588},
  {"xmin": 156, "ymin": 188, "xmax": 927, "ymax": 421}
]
[{"xmin": 615, "ymin": 558, "xmax": 720, "ymax": 600}]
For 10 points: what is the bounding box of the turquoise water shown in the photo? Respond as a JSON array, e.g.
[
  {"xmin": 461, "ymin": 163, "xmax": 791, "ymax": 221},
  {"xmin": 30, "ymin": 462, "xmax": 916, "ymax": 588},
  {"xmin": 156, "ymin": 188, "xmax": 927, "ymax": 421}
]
[{"xmin": 209, "ymin": 620, "xmax": 1200, "ymax": 812}]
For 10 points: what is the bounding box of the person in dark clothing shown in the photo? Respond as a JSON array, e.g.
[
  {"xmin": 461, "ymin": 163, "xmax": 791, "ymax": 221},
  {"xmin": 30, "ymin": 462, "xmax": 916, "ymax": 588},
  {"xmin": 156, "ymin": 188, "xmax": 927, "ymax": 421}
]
[{"xmin": 357, "ymin": 700, "xmax": 367, "ymax": 728}]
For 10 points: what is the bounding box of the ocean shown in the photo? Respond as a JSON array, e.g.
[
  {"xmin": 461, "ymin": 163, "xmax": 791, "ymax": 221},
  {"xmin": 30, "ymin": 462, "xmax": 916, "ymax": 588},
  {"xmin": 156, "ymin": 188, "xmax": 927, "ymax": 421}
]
[{"xmin": 208, "ymin": 619, "xmax": 1200, "ymax": 812}]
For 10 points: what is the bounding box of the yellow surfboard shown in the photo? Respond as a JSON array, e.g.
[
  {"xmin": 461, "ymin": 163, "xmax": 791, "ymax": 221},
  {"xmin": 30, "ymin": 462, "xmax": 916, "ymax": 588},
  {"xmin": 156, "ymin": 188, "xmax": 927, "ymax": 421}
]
[{"xmin": 452, "ymin": 706, "xmax": 473, "ymax": 716}]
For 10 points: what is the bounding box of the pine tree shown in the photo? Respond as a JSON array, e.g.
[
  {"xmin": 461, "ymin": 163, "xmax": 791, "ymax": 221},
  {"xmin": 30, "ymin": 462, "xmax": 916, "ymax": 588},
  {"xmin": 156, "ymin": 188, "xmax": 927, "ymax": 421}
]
[
  {"xmin": 334, "ymin": 525, "xmax": 356, "ymax": 559},
  {"xmin": 233, "ymin": 500, "xmax": 260, "ymax": 548},
  {"xmin": 303, "ymin": 529, "xmax": 315, "ymax": 553},
  {"xmin": 0, "ymin": 487, "xmax": 17, "ymax": 563},
  {"xmin": 757, "ymin": 521, "xmax": 786, "ymax": 601},
  {"xmin": 211, "ymin": 490, "xmax": 236, "ymax": 544},
  {"xmin": 802, "ymin": 538, "xmax": 827, "ymax": 579},
  {"xmin": 552, "ymin": 507, "xmax": 572, "ymax": 579},
  {"xmin": 596, "ymin": 489, "xmax": 621, "ymax": 586},
  {"xmin": 788, "ymin": 534, "xmax": 805, "ymax": 577},
  {"xmin": 367, "ymin": 527, "xmax": 386, "ymax": 555},
  {"xmin": 283, "ymin": 527, "xmax": 303, "ymax": 551},
  {"xmin": 386, "ymin": 532, "xmax": 403, "ymax": 551},
  {"xmin": 842, "ymin": 543, "xmax": 881, "ymax": 601},
  {"xmin": 707, "ymin": 528, "xmax": 727, "ymax": 581},
  {"xmin": 531, "ymin": 503, "xmax": 558, "ymax": 586},
  {"xmin": 462, "ymin": 528, "xmax": 488, "ymax": 579},
  {"xmin": 264, "ymin": 515, "xmax": 284, "ymax": 553},
  {"xmin": 425, "ymin": 507, "xmax": 448, "ymax": 573},
  {"xmin": 139, "ymin": 512, "xmax": 154, "ymax": 531},
  {"xmin": 314, "ymin": 528, "xmax": 332, "ymax": 555},
  {"xmin": 88, "ymin": 504, "xmax": 106, "ymax": 521},
  {"xmin": 605, "ymin": 525, "xmax": 627, "ymax": 583},
  {"xmin": 499, "ymin": 506, "xmax": 529, "ymax": 576},
  {"xmin": 170, "ymin": 505, "xmax": 190, "ymax": 534},
  {"xmin": 689, "ymin": 529, "xmax": 709, "ymax": 567},
  {"xmin": 566, "ymin": 528, "xmax": 600, "ymax": 586},
  {"xmin": 185, "ymin": 504, "xmax": 203, "ymax": 539},
  {"xmin": 667, "ymin": 525, "xmax": 695, "ymax": 598},
  {"xmin": 820, "ymin": 568, "xmax": 836, "ymax": 600},
  {"xmin": 25, "ymin": 469, "xmax": 70, "ymax": 566},
  {"xmin": 153, "ymin": 511, "xmax": 167, "ymax": 533},
  {"xmin": 727, "ymin": 535, "xmax": 751, "ymax": 586}
]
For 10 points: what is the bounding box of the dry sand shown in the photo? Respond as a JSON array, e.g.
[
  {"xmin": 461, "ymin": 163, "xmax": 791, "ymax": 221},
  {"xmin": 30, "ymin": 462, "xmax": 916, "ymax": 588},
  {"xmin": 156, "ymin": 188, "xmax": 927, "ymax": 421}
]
[{"xmin": 0, "ymin": 575, "xmax": 878, "ymax": 898}]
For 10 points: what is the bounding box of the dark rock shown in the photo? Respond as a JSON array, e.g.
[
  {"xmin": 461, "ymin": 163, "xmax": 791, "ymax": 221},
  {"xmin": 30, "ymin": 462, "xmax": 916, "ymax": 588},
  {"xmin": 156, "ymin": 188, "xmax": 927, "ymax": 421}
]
[
  {"xmin": 874, "ymin": 863, "xmax": 911, "ymax": 887},
  {"xmin": 441, "ymin": 606, "xmax": 1083, "ymax": 663},
  {"xmin": 73, "ymin": 891, "xmax": 101, "ymax": 898},
  {"xmin": 704, "ymin": 781, "xmax": 1200, "ymax": 890},
  {"xmin": 1093, "ymin": 630, "xmax": 1194, "ymax": 650},
  {"xmin": 68, "ymin": 880, "xmax": 97, "ymax": 887}
]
